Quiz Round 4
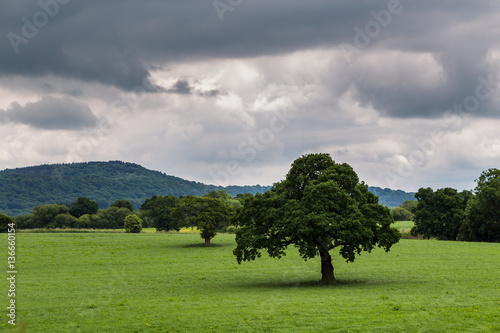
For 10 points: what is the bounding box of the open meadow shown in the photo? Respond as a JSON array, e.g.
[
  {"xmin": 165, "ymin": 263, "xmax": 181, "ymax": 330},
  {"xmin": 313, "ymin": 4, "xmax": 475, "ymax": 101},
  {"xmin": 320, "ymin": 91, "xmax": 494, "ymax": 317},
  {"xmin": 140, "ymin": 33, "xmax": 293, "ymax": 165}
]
[{"xmin": 3, "ymin": 232, "xmax": 499, "ymax": 332}]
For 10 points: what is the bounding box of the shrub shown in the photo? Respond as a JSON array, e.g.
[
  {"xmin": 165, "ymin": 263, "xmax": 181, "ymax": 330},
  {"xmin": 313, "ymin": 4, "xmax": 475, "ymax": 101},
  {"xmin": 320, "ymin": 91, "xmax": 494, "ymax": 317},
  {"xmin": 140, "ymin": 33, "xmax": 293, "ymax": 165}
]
[
  {"xmin": 32, "ymin": 204, "xmax": 69, "ymax": 228},
  {"xmin": 391, "ymin": 207, "xmax": 413, "ymax": 221},
  {"xmin": 78, "ymin": 214, "xmax": 104, "ymax": 229},
  {"xmin": 124, "ymin": 215, "xmax": 143, "ymax": 233},
  {"xmin": 0, "ymin": 212, "xmax": 15, "ymax": 233},
  {"xmin": 15, "ymin": 215, "xmax": 34, "ymax": 229},
  {"xmin": 49, "ymin": 214, "xmax": 79, "ymax": 229}
]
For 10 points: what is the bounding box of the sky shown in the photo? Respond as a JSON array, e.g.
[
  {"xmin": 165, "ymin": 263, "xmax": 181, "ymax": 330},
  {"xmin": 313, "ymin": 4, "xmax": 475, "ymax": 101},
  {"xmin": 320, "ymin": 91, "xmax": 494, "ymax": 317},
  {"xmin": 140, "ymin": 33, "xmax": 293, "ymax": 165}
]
[{"xmin": 1, "ymin": 0, "xmax": 500, "ymax": 192}]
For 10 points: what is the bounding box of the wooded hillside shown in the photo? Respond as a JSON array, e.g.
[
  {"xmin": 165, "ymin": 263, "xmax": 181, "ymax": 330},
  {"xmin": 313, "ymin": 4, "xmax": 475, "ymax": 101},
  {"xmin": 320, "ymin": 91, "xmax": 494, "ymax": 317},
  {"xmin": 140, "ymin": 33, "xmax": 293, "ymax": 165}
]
[
  {"xmin": 0, "ymin": 161, "xmax": 270, "ymax": 216},
  {"xmin": 0, "ymin": 161, "xmax": 415, "ymax": 216}
]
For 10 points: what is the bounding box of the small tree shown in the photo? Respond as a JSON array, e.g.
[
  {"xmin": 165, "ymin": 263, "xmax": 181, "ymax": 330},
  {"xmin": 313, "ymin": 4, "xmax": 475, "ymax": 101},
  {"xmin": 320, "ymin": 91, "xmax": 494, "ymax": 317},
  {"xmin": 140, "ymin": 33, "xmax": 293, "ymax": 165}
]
[
  {"xmin": 233, "ymin": 153, "xmax": 400, "ymax": 284},
  {"xmin": 173, "ymin": 196, "xmax": 234, "ymax": 246},
  {"xmin": 124, "ymin": 215, "xmax": 143, "ymax": 233}
]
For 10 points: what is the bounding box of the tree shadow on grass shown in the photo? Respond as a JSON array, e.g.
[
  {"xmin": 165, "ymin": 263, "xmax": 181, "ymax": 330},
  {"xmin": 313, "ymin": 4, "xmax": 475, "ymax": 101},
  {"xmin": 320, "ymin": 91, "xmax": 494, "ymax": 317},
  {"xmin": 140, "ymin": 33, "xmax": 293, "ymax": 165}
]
[
  {"xmin": 232, "ymin": 278, "xmax": 398, "ymax": 289},
  {"xmin": 172, "ymin": 242, "xmax": 232, "ymax": 249}
]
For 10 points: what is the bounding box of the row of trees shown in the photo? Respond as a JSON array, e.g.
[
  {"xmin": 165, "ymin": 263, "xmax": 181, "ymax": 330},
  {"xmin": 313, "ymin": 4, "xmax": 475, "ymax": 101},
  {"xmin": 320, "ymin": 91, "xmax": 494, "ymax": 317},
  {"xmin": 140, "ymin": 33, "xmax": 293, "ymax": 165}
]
[
  {"xmin": 12, "ymin": 197, "xmax": 135, "ymax": 230},
  {"xmin": 2, "ymin": 190, "xmax": 243, "ymax": 244},
  {"xmin": 411, "ymin": 169, "xmax": 500, "ymax": 242}
]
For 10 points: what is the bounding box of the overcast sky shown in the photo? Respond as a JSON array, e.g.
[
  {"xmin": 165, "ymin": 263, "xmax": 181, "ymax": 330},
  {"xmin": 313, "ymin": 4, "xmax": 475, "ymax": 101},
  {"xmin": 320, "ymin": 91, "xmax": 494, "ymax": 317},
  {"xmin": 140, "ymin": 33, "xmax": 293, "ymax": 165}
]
[{"xmin": 1, "ymin": 0, "xmax": 500, "ymax": 192}]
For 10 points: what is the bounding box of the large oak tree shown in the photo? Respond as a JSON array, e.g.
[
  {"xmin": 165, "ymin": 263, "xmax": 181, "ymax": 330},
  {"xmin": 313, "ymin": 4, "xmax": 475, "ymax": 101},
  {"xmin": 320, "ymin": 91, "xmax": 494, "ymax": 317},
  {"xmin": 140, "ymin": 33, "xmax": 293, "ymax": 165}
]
[{"xmin": 233, "ymin": 153, "xmax": 400, "ymax": 284}]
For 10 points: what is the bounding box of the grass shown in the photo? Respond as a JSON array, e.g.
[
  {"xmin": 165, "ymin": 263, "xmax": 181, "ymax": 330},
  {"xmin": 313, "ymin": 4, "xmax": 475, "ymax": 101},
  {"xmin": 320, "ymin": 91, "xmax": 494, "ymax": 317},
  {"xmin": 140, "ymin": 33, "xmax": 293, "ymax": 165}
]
[
  {"xmin": 393, "ymin": 221, "xmax": 414, "ymax": 231},
  {"xmin": 2, "ymin": 233, "xmax": 499, "ymax": 332}
]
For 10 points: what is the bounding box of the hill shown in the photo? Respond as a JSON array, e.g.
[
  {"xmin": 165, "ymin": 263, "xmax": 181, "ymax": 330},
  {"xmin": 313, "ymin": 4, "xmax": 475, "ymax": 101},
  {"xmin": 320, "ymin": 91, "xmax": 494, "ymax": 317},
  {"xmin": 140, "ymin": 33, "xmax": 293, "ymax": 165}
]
[
  {"xmin": 368, "ymin": 186, "xmax": 416, "ymax": 207},
  {"xmin": 0, "ymin": 161, "xmax": 270, "ymax": 216},
  {"xmin": 0, "ymin": 161, "xmax": 415, "ymax": 216}
]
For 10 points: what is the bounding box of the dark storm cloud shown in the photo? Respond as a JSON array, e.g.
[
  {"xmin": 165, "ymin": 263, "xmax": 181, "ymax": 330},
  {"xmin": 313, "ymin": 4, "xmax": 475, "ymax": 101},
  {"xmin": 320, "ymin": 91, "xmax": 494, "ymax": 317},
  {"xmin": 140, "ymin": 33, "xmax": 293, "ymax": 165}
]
[
  {"xmin": 167, "ymin": 80, "xmax": 192, "ymax": 95},
  {"xmin": 166, "ymin": 79, "xmax": 222, "ymax": 97},
  {"xmin": 0, "ymin": 96, "xmax": 98, "ymax": 130},
  {"xmin": 0, "ymin": 0, "xmax": 401, "ymax": 90},
  {"xmin": 0, "ymin": 0, "xmax": 499, "ymax": 119}
]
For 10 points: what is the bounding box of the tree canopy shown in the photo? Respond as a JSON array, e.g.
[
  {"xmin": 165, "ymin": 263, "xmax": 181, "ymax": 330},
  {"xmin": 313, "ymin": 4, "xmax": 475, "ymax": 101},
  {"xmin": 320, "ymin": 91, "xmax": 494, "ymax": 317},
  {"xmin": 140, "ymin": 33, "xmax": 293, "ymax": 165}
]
[
  {"xmin": 233, "ymin": 153, "xmax": 400, "ymax": 284},
  {"xmin": 412, "ymin": 187, "xmax": 472, "ymax": 240},
  {"xmin": 124, "ymin": 215, "xmax": 143, "ymax": 233},
  {"xmin": 459, "ymin": 168, "xmax": 500, "ymax": 242},
  {"xmin": 140, "ymin": 195, "xmax": 179, "ymax": 231},
  {"xmin": 173, "ymin": 195, "xmax": 234, "ymax": 245},
  {"xmin": 110, "ymin": 199, "xmax": 134, "ymax": 211},
  {"xmin": 69, "ymin": 197, "xmax": 99, "ymax": 218}
]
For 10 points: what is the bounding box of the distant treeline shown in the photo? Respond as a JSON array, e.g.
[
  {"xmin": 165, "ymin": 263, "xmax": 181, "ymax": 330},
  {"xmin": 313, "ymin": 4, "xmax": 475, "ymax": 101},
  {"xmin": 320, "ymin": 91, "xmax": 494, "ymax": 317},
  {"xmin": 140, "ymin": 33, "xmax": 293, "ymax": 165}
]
[
  {"xmin": 0, "ymin": 191, "xmax": 245, "ymax": 245},
  {"xmin": 0, "ymin": 161, "xmax": 414, "ymax": 217}
]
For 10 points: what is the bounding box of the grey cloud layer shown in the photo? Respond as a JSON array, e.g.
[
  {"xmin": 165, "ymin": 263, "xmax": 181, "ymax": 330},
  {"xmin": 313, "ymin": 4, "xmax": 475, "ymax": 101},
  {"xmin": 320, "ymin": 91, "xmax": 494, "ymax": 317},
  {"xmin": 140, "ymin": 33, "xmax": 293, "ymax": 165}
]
[
  {"xmin": 1, "ymin": 0, "xmax": 500, "ymax": 192},
  {"xmin": 2, "ymin": 0, "xmax": 499, "ymax": 119},
  {"xmin": 0, "ymin": 96, "xmax": 98, "ymax": 130}
]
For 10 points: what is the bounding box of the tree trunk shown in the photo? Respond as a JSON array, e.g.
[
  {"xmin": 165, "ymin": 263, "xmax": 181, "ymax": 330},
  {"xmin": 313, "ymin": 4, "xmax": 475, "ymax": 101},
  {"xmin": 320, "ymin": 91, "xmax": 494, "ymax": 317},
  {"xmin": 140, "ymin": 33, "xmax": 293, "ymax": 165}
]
[
  {"xmin": 204, "ymin": 237, "xmax": 211, "ymax": 246},
  {"xmin": 320, "ymin": 251, "xmax": 336, "ymax": 284}
]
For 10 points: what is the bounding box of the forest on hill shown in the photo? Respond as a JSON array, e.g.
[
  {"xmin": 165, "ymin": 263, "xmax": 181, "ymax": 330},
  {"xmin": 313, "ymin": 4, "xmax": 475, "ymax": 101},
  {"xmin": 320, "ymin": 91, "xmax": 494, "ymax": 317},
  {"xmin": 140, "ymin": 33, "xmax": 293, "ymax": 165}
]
[
  {"xmin": 0, "ymin": 161, "xmax": 414, "ymax": 216},
  {"xmin": 0, "ymin": 161, "xmax": 270, "ymax": 216}
]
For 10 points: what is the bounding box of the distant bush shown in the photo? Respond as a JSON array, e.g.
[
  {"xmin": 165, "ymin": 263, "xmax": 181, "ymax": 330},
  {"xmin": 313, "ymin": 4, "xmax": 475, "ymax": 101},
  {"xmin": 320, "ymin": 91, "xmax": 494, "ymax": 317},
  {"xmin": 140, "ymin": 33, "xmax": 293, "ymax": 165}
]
[
  {"xmin": 50, "ymin": 213, "xmax": 79, "ymax": 229},
  {"xmin": 32, "ymin": 204, "xmax": 69, "ymax": 228},
  {"xmin": 97, "ymin": 206, "xmax": 131, "ymax": 229},
  {"xmin": 124, "ymin": 215, "xmax": 143, "ymax": 233},
  {"xmin": 400, "ymin": 200, "xmax": 417, "ymax": 213},
  {"xmin": 78, "ymin": 214, "xmax": 105, "ymax": 229},
  {"xmin": 15, "ymin": 215, "xmax": 34, "ymax": 229},
  {"xmin": 0, "ymin": 212, "xmax": 15, "ymax": 233},
  {"xmin": 391, "ymin": 207, "xmax": 413, "ymax": 221}
]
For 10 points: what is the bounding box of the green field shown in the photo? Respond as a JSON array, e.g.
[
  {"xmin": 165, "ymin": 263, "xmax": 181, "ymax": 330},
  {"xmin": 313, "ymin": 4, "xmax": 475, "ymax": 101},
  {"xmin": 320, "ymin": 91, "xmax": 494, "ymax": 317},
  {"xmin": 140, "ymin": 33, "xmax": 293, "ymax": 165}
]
[
  {"xmin": 3, "ymin": 232, "xmax": 500, "ymax": 332},
  {"xmin": 393, "ymin": 221, "xmax": 414, "ymax": 231}
]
